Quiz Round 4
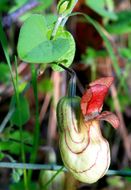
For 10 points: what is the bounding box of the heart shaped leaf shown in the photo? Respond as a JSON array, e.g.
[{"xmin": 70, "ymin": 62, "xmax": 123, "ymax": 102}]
[
  {"xmin": 49, "ymin": 27, "xmax": 76, "ymax": 71},
  {"xmin": 17, "ymin": 14, "xmax": 70, "ymax": 64}
]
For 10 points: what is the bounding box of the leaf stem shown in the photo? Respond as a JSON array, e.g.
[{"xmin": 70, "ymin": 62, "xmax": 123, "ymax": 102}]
[
  {"xmin": 59, "ymin": 63, "xmax": 76, "ymax": 97},
  {"xmin": 50, "ymin": 0, "xmax": 78, "ymax": 39},
  {"xmin": 0, "ymin": 22, "xmax": 17, "ymax": 96},
  {"xmin": 14, "ymin": 57, "xmax": 29, "ymax": 190},
  {"xmin": 28, "ymin": 64, "xmax": 40, "ymax": 181},
  {"xmin": 43, "ymin": 166, "xmax": 64, "ymax": 189},
  {"xmin": 50, "ymin": 15, "xmax": 64, "ymax": 40}
]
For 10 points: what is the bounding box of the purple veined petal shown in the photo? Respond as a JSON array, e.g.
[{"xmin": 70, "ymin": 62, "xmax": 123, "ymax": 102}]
[{"xmin": 96, "ymin": 111, "xmax": 120, "ymax": 129}]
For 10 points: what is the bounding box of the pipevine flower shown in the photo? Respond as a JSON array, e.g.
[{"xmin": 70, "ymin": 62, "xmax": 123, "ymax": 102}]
[{"xmin": 57, "ymin": 77, "xmax": 119, "ymax": 184}]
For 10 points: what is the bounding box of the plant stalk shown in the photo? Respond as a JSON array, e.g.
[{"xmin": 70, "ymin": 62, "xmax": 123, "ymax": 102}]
[{"xmin": 28, "ymin": 64, "xmax": 40, "ymax": 182}]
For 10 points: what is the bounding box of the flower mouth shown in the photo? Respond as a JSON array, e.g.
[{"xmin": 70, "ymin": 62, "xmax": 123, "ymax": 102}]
[{"xmin": 84, "ymin": 111, "xmax": 99, "ymax": 121}]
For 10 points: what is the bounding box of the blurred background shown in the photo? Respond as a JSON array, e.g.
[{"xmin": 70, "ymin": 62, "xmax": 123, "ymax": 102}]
[{"xmin": 0, "ymin": 0, "xmax": 131, "ymax": 189}]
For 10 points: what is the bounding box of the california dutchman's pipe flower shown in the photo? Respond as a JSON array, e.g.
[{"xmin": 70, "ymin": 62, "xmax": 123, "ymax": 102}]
[{"xmin": 57, "ymin": 77, "xmax": 119, "ymax": 184}]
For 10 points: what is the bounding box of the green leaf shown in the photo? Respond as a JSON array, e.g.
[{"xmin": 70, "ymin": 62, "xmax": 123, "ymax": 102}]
[
  {"xmin": 0, "ymin": 139, "xmax": 32, "ymax": 155},
  {"xmin": 0, "ymin": 63, "xmax": 10, "ymax": 83},
  {"xmin": 52, "ymin": 37, "xmax": 72, "ymax": 66},
  {"xmin": 106, "ymin": 10, "xmax": 131, "ymax": 34},
  {"xmin": 107, "ymin": 176, "xmax": 124, "ymax": 188},
  {"xmin": 12, "ymin": 169, "xmax": 22, "ymax": 183},
  {"xmin": 15, "ymin": 0, "xmax": 27, "ymax": 5},
  {"xmin": 12, "ymin": 0, "xmax": 53, "ymax": 22},
  {"xmin": 82, "ymin": 47, "xmax": 107, "ymax": 66},
  {"xmin": 17, "ymin": 14, "xmax": 47, "ymax": 60},
  {"xmin": 0, "ymin": 141, "xmax": 19, "ymax": 153},
  {"xmin": 34, "ymin": 0, "xmax": 53, "ymax": 12},
  {"xmin": 86, "ymin": 0, "xmax": 117, "ymax": 20},
  {"xmin": 10, "ymin": 95, "xmax": 30, "ymax": 127},
  {"xmin": 0, "ymin": 0, "xmax": 11, "ymax": 11},
  {"xmin": 0, "ymin": 152, "xmax": 4, "ymax": 161},
  {"xmin": 49, "ymin": 27, "xmax": 76, "ymax": 71},
  {"xmin": 21, "ymin": 38, "xmax": 69, "ymax": 63},
  {"xmin": 38, "ymin": 78, "xmax": 53, "ymax": 93},
  {"xmin": 17, "ymin": 14, "xmax": 70, "ymax": 64},
  {"xmin": 9, "ymin": 130, "xmax": 33, "ymax": 145},
  {"xmin": 11, "ymin": 0, "xmax": 27, "ymax": 12},
  {"xmin": 45, "ymin": 14, "xmax": 58, "ymax": 28},
  {"xmin": 124, "ymin": 168, "xmax": 131, "ymax": 182},
  {"xmin": 119, "ymin": 48, "xmax": 131, "ymax": 59},
  {"xmin": 11, "ymin": 0, "xmax": 53, "ymax": 13},
  {"xmin": 9, "ymin": 181, "xmax": 37, "ymax": 190}
]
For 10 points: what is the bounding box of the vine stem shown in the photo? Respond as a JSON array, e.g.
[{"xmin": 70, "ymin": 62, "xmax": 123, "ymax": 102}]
[
  {"xmin": 50, "ymin": 15, "xmax": 64, "ymax": 40},
  {"xmin": 43, "ymin": 166, "xmax": 65, "ymax": 189},
  {"xmin": 58, "ymin": 63, "xmax": 76, "ymax": 97}
]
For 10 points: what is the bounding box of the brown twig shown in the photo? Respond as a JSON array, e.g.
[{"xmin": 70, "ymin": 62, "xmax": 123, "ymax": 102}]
[
  {"xmin": 39, "ymin": 93, "xmax": 51, "ymax": 124},
  {"xmin": 47, "ymin": 72, "xmax": 61, "ymax": 145}
]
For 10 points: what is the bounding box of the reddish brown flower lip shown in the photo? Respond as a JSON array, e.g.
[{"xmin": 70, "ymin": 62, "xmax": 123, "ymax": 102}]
[
  {"xmin": 96, "ymin": 111, "xmax": 120, "ymax": 129},
  {"xmin": 80, "ymin": 77, "xmax": 119, "ymax": 129}
]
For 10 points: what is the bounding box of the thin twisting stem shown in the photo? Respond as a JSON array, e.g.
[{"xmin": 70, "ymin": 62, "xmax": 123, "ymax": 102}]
[
  {"xmin": 68, "ymin": 73, "xmax": 76, "ymax": 97},
  {"xmin": 50, "ymin": 15, "xmax": 64, "ymax": 40},
  {"xmin": 43, "ymin": 166, "xmax": 65, "ymax": 189},
  {"xmin": 59, "ymin": 63, "xmax": 76, "ymax": 97},
  {"xmin": 28, "ymin": 64, "xmax": 40, "ymax": 182}
]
